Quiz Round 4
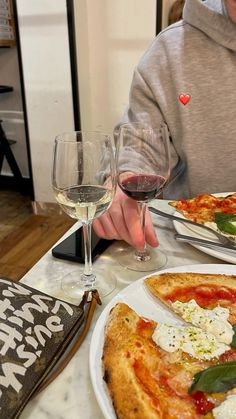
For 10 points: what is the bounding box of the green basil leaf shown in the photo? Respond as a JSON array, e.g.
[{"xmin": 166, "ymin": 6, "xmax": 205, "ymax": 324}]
[
  {"xmin": 217, "ymin": 221, "xmax": 236, "ymax": 235},
  {"xmin": 215, "ymin": 213, "xmax": 236, "ymax": 223},
  {"xmin": 231, "ymin": 324, "xmax": 236, "ymax": 348},
  {"xmin": 214, "ymin": 213, "xmax": 236, "ymax": 235},
  {"xmin": 188, "ymin": 361, "xmax": 236, "ymax": 394}
]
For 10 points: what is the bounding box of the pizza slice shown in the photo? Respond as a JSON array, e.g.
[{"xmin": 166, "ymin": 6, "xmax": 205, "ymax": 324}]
[
  {"xmin": 144, "ymin": 271, "xmax": 236, "ymax": 306},
  {"xmin": 102, "ymin": 303, "xmax": 212, "ymax": 418},
  {"xmin": 145, "ymin": 272, "xmax": 236, "ymax": 356},
  {"xmin": 103, "ymin": 273, "xmax": 236, "ymax": 418},
  {"xmin": 102, "ymin": 297, "xmax": 236, "ymax": 418},
  {"xmin": 169, "ymin": 193, "xmax": 236, "ymax": 224}
]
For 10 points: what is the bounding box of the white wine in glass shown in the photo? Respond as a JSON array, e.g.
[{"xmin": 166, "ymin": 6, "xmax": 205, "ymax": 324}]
[{"xmin": 52, "ymin": 131, "xmax": 117, "ymax": 299}]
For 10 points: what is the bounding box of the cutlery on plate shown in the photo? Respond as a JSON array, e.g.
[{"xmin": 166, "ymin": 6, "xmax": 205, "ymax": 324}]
[
  {"xmin": 175, "ymin": 233, "xmax": 236, "ymax": 252},
  {"xmin": 148, "ymin": 206, "xmax": 235, "ymax": 245}
]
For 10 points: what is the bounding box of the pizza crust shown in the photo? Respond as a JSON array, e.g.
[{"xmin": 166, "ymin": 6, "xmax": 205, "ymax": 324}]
[
  {"xmin": 102, "ymin": 303, "xmax": 162, "ymax": 419},
  {"xmin": 144, "ymin": 272, "xmax": 236, "ymax": 309}
]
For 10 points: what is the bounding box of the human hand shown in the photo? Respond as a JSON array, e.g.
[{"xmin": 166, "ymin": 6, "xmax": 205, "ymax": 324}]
[{"xmin": 93, "ymin": 185, "xmax": 159, "ymax": 250}]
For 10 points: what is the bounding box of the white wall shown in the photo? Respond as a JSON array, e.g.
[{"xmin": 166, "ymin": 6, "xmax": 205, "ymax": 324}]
[
  {"xmin": 16, "ymin": 0, "xmax": 157, "ymax": 202},
  {"xmin": 17, "ymin": 0, "xmax": 74, "ymax": 202},
  {"xmin": 74, "ymin": 0, "xmax": 156, "ymax": 133},
  {"xmin": 162, "ymin": 0, "xmax": 177, "ymax": 29}
]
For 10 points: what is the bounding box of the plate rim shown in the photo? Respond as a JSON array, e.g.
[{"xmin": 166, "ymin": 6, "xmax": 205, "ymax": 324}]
[{"xmin": 89, "ymin": 263, "xmax": 236, "ymax": 419}]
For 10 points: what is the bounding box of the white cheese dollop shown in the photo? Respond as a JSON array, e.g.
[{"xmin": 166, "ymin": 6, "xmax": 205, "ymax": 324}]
[
  {"xmin": 172, "ymin": 299, "xmax": 233, "ymax": 345},
  {"xmin": 152, "ymin": 324, "xmax": 230, "ymax": 361},
  {"xmin": 213, "ymin": 394, "xmax": 236, "ymax": 419}
]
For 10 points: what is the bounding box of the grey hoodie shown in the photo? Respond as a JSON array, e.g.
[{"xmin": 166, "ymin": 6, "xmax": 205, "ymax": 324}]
[{"xmin": 122, "ymin": 0, "xmax": 236, "ymax": 199}]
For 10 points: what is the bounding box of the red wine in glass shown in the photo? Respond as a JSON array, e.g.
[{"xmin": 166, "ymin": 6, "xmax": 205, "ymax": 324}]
[
  {"xmin": 119, "ymin": 174, "xmax": 167, "ymax": 202},
  {"xmin": 116, "ymin": 122, "xmax": 170, "ymax": 272}
]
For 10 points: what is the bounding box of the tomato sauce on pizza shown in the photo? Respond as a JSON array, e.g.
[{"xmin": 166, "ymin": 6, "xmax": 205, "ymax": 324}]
[
  {"xmin": 169, "ymin": 193, "xmax": 236, "ymax": 224},
  {"xmin": 165, "ymin": 284, "xmax": 236, "ymax": 307}
]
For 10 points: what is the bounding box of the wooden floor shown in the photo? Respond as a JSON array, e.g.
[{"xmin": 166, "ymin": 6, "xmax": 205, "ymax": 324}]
[{"xmin": 0, "ymin": 190, "xmax": 75, "ymax": 281}]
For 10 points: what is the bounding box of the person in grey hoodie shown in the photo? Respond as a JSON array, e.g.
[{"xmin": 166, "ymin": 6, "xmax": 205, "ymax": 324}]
[{"xmin": 93, "ymin": 0, "xmax": 236, "ymax": 251}]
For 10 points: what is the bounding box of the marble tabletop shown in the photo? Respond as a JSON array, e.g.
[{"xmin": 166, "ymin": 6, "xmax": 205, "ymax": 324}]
[{"xmin": 19, "ymin": 199, "xmax": 235, "ymax": 419}]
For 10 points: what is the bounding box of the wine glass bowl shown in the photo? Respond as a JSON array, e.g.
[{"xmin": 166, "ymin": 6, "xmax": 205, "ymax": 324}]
[
  {"xmin": 116, "ymin": 122, "xmax": 170, "ymax": 271},
  {"xmin": 52, "ymin": 131, "xmax": 117, "ymax": 298},
  {"xmin": 119, "ymin": 173, "xmax": 167, "ymax": 202}
]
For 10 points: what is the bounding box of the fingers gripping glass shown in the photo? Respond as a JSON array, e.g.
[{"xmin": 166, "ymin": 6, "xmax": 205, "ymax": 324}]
[
  {"xmin": 52, "ymin": 131, "xmax": 117, "ymax": 299},
  {"xmin": 116, "ymin": 122, "xmax": 170, "ymax": 271}
]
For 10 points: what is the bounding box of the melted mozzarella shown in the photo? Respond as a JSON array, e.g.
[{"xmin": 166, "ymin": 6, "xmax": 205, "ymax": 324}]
[
  {"xmin": 213, "ymin": 394, "xmax": 236, "ymax": 419},
  {"xmin": 152, "ymin": 324, "xmax": 230, "ymax": 361},
  {"xmin": 172, "ymin": 300, "xmax": 233, "ymax": 345}
]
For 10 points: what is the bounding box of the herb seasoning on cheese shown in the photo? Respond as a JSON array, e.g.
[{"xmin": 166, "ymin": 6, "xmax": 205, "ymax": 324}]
[
  {"xmin": 152, "ymin": 324, "xmax": 230, "ymax": 361},
  {"xmin": 172, "ymin": 299, "xmax": 233, "ymax": 345}
]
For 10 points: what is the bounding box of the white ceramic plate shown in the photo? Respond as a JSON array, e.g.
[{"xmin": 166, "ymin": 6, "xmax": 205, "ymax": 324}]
[
  {"xmin": 89, "ymin": 264, "xmax": 236, "ymax": 419},
  {"xmin": 173, "ymin": 192, "xmax": 236, "ymax": 265}
]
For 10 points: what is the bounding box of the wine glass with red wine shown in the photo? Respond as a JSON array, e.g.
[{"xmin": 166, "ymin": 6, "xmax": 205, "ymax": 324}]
[{"xmin": 116, "ymin": 122, "xmax": 170, "ymax": 271}]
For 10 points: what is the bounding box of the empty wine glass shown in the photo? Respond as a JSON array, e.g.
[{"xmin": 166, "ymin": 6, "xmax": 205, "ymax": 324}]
[
  {"xmin": 52, "ymin": 131, "xmax": 117, "ymax": 298},
  {"xmin": 116, "ymin": 122, "xmax": 170, "ymax": 271}
]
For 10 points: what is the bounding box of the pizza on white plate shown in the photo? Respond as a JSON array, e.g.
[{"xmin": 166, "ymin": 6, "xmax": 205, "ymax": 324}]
[
  {"xmin": 102, "ymin": 271, "xmax": 236, "ymax": 418},
  {"xmin": 169, "ymin": 193, "xmax": 236, "ymax": 241}
]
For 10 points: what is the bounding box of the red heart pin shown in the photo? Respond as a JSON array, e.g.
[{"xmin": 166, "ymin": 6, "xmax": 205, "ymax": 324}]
[{"xmin": 179, "ymin": 93, "xmax": 191, "ymax": 106}]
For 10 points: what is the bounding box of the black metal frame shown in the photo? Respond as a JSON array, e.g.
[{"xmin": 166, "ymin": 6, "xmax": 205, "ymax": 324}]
[
  {"xmin": 0, "ymin": 120, "xmax": 23, "ymax": 185},
  {"xmin": 156, "ymin": 0, "xmax": 163, "ymax": 35},
  {"xmin": 66, "ymin": 0, "xmax": 81, "ymax": 131},
  {"xmin": 10, "ymin": 0, "xmax": 34, "ymax": 197}
]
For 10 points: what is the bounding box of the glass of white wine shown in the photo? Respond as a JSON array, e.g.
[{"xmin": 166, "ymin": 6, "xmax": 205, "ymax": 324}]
[{"xmin": 52, "ymin": 131, "xmax": 117, "ymax": 299}]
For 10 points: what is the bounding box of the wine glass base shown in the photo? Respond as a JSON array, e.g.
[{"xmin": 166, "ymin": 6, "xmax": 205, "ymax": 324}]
[
  {"xmin": 116, "ymin": 244, "xmax": 167, "ymax": 272},
  {"xmin": 61, "ymin": 268, "xmax": 116, "ymax": 300}
]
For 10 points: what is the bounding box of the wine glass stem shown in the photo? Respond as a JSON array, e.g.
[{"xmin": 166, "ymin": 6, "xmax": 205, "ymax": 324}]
[
  {"xmin": 134, "ymin": 202, "xmax": 151, "ymax": 262},
  {"xmin": 82, "ymin": 222, "xmax": 94, "ymax": 280}
]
